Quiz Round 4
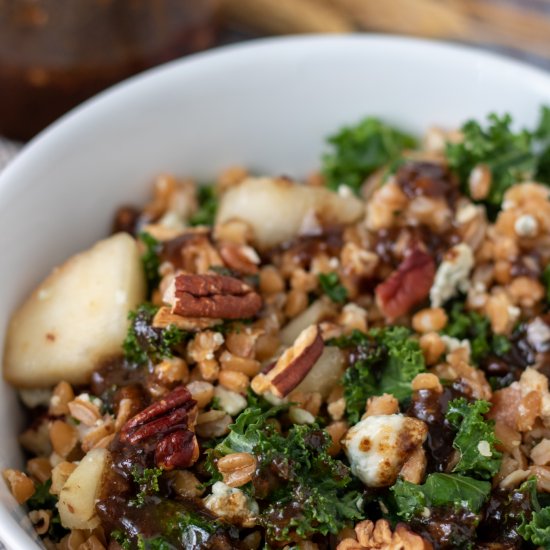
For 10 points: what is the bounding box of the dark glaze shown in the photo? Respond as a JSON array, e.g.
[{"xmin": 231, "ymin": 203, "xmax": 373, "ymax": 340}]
[
  {"xmin": 395, "ymin": 161, "xmax": 461, "ymax": 206},
  {"xmin": 477, "ymin": 487, "xmax": 533, "ymax": 547},
  {"xmin": 409, "ymin": 506, "xmax": 478, "ymax": 549},
  {"xmin": 408, "ymin": 385, "xmax": 468, "ymax": 473}
]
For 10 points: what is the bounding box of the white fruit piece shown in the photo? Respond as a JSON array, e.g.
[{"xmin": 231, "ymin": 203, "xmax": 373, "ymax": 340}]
[
  {"xmin": 58, "ymin": 448, "xmax": 108, "ymax": 529},
  {"xmin": 3, "ymin": 233, "xmax": 146, "ymax": 387},
  {"xmin": 216, "ymin": 177, "xmax": 364, "ymax": 249}
]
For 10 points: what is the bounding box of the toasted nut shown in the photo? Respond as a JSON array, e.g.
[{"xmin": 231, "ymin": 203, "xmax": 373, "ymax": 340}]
[
  {"xmin": 29, "ymin": 509, "xmax": 52, "ymax": 535},
  {"xmin": 195, "ymin": 410, "xmax": 232, "ymax": 438},
  {"xmin": 187, "ymin": 380, "xmax": 215, "ymax": 408},
  {"xmin": 412, "ymin": 307, "xmax": 448, "ymax": 333},
  {"xmin": 2, "ymin": 469, "xmax": 35, "ymax": 503},
  {"xmin": 217, "ymin": 452, "xmax": 257, "ymax": 487},
  {"xmin": 411, "ymin": 373, "xmax": 443, "ymax": 393},
  {"xmin": 49, "ymin": 420, "xmax": 78, "ymax": 458},
  {"xmin": 399, "ymin": 446, "xmax": 427, "ymax": 484},
  {"xmin": 219, "ymin": 242, "xmax": 260, "ymax": 275},
  {"xmin": 365, "ymin": 394, "xmax": 399, "ymax": 416},
  {"xmin": 49, "ymin": 381, "xmax": 74, "ymax": 416},
  {"xmin": 26, "ymin": 457, "xmax": 52, "ymax": 484},
  {"xmin": 219, "ymin": 370, "xmax": 250, "ymax": 394},
  {"xmin": 326, "ymin": 421, "xmax": 349, "ymax": 456},
  {"xmin": 68, "ymin": 398, "xmax": 101, "ymax": 427},
  {"xmin": 419, "ymin": 332, "xmax": 446, "ymax": 365},
  {"xmin": 167, "ymin": 470, "xmax": 204, "ymax": 498},
  {"xmin": 153, "ymin": 306, "xmax": 222, "ymax": 331},
  {"xmin": 375, "ymin": 248, "xmax": 435, "ymax": 321},
  {"xmin": 167, "ymin": 274, "xmax": 262, "ymax": 320},
  {"xmin": 469, "ymin": 164, "xmax": 492, "ymax": 200},
  {"xmin": 251, "ymin": 325, "xmax": 324, "ymax": 398},
  {"xmin": 155, "ymin": 430, "xmax": 199, "ymax": 471}
]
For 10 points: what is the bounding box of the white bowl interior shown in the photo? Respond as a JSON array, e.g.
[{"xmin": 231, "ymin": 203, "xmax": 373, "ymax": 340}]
[{"xmin": 2, "ymin": 35, "xmax": 550, "ymax": 548}]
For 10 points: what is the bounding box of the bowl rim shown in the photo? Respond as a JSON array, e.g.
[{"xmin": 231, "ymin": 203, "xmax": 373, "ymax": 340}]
[{"xmin": 2, "ymin": 33, "xmax": 550, "ymax": 549}]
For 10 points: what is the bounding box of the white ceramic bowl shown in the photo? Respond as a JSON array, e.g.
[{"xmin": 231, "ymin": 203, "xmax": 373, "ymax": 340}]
[{"xmin": 2, "ymin": 34, "xmax": 550, "ymax": 548}]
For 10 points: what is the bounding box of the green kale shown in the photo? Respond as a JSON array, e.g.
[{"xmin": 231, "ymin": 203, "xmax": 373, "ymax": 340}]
[
  {"xmin": 336, "ymin": 327, "xmax": 426, "ymax": 424},
  {"xmin": 543, "ymin": 263, "xmax": 550, "ymax": 303},
  {"xmin": 519, "ymin": 507, "xmax": 550, "ymax": 547},
  {"xmin": 518, "ymin": 477, "xmax": 550, "ymax": 548},
  {"xmin": 442, "ymin": 300, "xmax": 510, "ymax": 364},
  {"xmin": 391, "ymin": 473, "xmax": 492, "ymax": 521},
  {"xmin": 446, "ymin": 113, "xmax": 535, "ymax": 213},
  {"xmin": 322, "ymin": 117, "xmax": 417, "ymax": 194},
  {"xmin": 27, "ymin": 480, "xmax": 67, "ymax": 541},
  {"xmin": 373, "ymin": 326, "xmax": 426, "ymax": 402},
  {"xmin": 446, "ymin": 107, "xmax": 550, "ymax": 216},
  {"xmin": 446, "ymin": 398, "xmax": 502, "ymax": 479},
  {"xmin": 209, "ymin": 406, "xmax": 362, "ymax": 541},
  {"xmin": 139, "ymin": 231, "xmax": 161, "ymax": 295},
  {"xmin": 318, "ymin": 272, "xmax": 348, "ymax": 304},
  {"xmin": 190, "ymin": 184, "xmax": 218, "ymax": 226},
  {"xmin": 131, "ymin": 466, "xmax": 163, "ymax": 506},
  {"xmin": 123, "ymin": 304, "xmax": 186, "ymax": 365}
]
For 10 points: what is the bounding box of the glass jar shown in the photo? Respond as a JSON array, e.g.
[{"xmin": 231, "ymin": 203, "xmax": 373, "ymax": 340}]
[{"xmin": 0, "ymin": 0, "xmax": 219, "ymax": 141}]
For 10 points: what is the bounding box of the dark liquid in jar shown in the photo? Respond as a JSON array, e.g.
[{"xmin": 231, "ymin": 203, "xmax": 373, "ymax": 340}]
[{"xmin": 0, "ymin": 0, "xmax": 218, "ymax": 141}]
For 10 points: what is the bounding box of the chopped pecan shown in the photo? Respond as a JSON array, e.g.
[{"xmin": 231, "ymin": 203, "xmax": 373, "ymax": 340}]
[
  {"xmin": 165, "ymin": 274, "xmax": 262, "ymax": 319},
  {"xmin": 152, "ymin": 306, "xmax": 222, "ymax": 332},
  {"xmin": 375, "ymin": 248, "xmax": 435, "ymax": 321},
  {"xmin": 251, "ymin": 325, "xmax": 324, "ymax": 398},
  {"xmin": 120, "ymin": 386, "xmax": 199, "ymax": 470}
]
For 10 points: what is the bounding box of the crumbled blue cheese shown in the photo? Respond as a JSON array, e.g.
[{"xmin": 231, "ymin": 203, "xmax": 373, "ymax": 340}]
[
  {"xmin": 203, "ymin": 482, "xmax": 258, "ymax": 527},
  {"xmin": 342, "ymin": 414, "xmax": 427, "ymax": 487},
  {"xmin": 527, "ymin": 318, "xmax": 550, "ymax": 352},
  {"xmin": 440, "ymin": 335, "xmax": 472, "ymax": 360},
  {"xmin": 430, "ymin": 243, "xmax": 474, "ymax": 308},
  {"xmin": 477, "ymin": 440, "xmax": 492, "ymax": 457},
  {"xmin": 213, "ymin": 386, "xmax": 247, "ymax": 416}
]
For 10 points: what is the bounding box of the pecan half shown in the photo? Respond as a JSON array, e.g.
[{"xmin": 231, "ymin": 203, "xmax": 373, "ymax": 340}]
[
  {"xmin": 152, "ymin": 306, "xmax": 222, "ymax": 332},
  {"xmin": 375, "ymin": 248, "xmax": 435, "ymax": 321},
  {"xmin": 120, "ymin": 386, "xmax": 199, "ymax": 470},
  {"xmin": 165, "ymin": 274, "xmax": 262, "ymax": 319},
  {"xmin": 251, "ymin": 325, "xmax": 324, "ymax": 398}
]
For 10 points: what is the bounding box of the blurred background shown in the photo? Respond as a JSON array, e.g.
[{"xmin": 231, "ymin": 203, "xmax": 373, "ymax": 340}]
[{"xmin": 1, "ymin": 0, "xmax": 550, "ymax": 158}]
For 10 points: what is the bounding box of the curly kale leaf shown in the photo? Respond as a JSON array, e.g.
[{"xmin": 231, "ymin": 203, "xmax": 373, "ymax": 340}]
[
  {"xmin": 190, "ymin": 184, "xmax": 218, "ymax": 226},
  {"xmin": 209, "ymin": 406, "xmax": 362, "ymax": 540},
  {"xmin": 318, "ymin": 272, "xmax": 348, "ymax": 304},
  {"xmin": 518, "ymin": 477, "xmax": 550, "ymax": 547},
  {"xmin": 139, "ymin": 231, "xmax": 161, "ymax": 295},
  {"xmin": 391, "ymin": 473, "xmax": 492, "ymax": 521},
  {"xmin": 372, "ymin": 326, "xmax": 426, "ymax": 402},
  {"xmin": 446, "ymin": 398, "xmax": 502, "ymax": 479},
  {"xmin": 446, "ymin": 107, "xmax": 550, "ymax": 216},
  {"xmin": 442, "ymin": 300, "xmax": 511, "ymax": 364},
  {"xmin": 123, "ymin": 304, "xmax": 186, "ymax": 365},
  {"xmin": 543, "ymin": 264, "xmax": 550, "ymax": 304},
  {"xmin": 322, "ymin": 117, "xmax": 417, "ymax": 194},
  {"xmin": 335, "ymin": 328, "xmax": 425, "ymax": 424}
]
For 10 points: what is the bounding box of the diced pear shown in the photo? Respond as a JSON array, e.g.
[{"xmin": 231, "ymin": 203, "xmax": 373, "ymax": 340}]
[
  {"xmin": 58, "ymin": 448, "xmax": 108, "ymax": 530},
  {"xmin": 3, "ymin": 233, "xmax": 146, "ymax": 388},
  {"xmin": 216, "ymin": 177, "xmax": 364, "ymax": 249}
]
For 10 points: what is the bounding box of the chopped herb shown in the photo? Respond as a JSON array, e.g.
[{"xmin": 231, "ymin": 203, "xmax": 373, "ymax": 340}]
[
  {"xmin": 391, "ymin": 473, "xmax": 492, "ymax": 521},
  {"xmin": 322, "ymin": 117, "xmax": 417, "ymax": 194},
  {"xmin": 131, "ymin": 466, "xmax": 163, "ymax": 506},
  {"xmin": 446, "ymin": 398, "xmax": 502, "ymax": 479},
  {"xmin": 139, "ymin": 231, "xmax": 161, "ymax": 295},
  {"xmin": 335, "ymin": 328, "xmax": 425, "ymax": 424},
  {"xmin": 190, "ymin": 184, "xmax": 218, "ymax": 226},
  {"xmin": 123, "ymin": 304, "xmax": 186, "ymax": 366},
  {"xmin": 446, "ymin": 108, "xmax": 550, "ymax": 216},
  {"xmin": 318, "ymin": 272, "xmax": 348, "ymax": 304}
]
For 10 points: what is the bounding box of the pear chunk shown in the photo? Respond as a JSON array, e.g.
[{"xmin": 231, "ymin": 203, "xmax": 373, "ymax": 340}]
[
  {"xmin": 3, "ymin": 233, "xmax": 146, "ymax": 388},
  {"xmin": 58, "ymin": 448, "xmax": 108, "ymax": 529},
  {"xmin": 216, "ymin": 177, "xmax": 364, "ymax": 249}
]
